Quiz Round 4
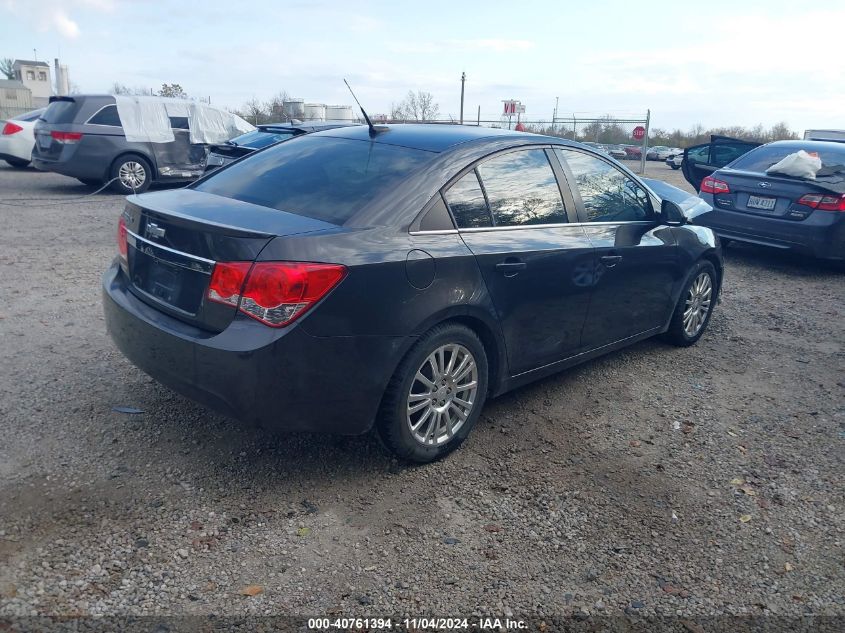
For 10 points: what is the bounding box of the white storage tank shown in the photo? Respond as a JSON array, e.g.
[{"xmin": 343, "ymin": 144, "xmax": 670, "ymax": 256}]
[
  {"xmin": 303, "ymin": 103, "xmax": 326, "ymax": 121},
  {"xmin": 325, "ymin": 105, "xmax": 355, "ymax": 121},
  {"xmin": 283, "ymin": 98, "xmax": 305, "ymax": 119}
]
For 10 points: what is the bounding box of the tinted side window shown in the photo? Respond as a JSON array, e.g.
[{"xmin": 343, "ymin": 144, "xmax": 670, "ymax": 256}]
[
  {"xmin": 477, "ymin": 150, "xmax": 567, "ymax": 226},
  {"xmin": 417, "ymin": 194, "xmax": 455, "ymax": 231},
  {"xmin": 557, "ymin": 149, "xmax": 652, "ymax": 222},
  {"xmin": 443, "ymin": 170, "xmax": 492, "ymax": 228},
  {"xmin": 169, "ymin": 116, "xmax": 189, "ymax": 130},
  {"xmin": 88, "ymin": 105, "xmax": 122, "ymax": 127}
]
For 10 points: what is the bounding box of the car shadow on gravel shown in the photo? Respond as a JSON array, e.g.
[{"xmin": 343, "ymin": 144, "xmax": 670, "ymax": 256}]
[{"xmin": 723, "ymin": 242, "xmax": 843, "ymax": 274}]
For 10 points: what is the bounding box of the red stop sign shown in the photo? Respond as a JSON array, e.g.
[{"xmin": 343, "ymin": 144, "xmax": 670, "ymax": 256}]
[{"xmin": 632, "ymin": 126, "xmax": 646, "ymax": 140}]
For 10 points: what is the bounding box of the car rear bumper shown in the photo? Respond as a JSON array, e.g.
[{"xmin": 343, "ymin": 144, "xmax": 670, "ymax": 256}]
[
  {"xmin": 102, "ymin": 261, "xmax": 405, "ymax": 435},
  {"xmin": 33, "ymin": 154, "xmax": 106, "ymax": 180},
  {"xmin": 696, "ymin": 196, "xmax": 845, "ymax": 260}
]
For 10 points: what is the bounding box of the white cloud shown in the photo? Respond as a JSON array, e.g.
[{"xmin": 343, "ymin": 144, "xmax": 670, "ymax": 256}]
[
  {"xmin": 52, "ymin": 11, "xmax": 80, "ymax": 38},
  {"xmin": 452, "ymin": 39, "xmax": 535, "ymax": 52}
]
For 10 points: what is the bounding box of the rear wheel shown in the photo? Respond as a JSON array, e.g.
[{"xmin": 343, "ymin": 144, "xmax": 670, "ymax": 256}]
[
  {"xmin": 662, "ymin": 261, "xmax": 717, "ymax": 347},
  {"xmin": 110, "ymin": 155, "xmax": 152, "ymax": 194},
  {"xmin": 377, "ymin": 323, "xmax": 488, "ymax": 463},
  {"xmin": 5, "ymin": 157, "xmax": 30, "ymax": 168}
]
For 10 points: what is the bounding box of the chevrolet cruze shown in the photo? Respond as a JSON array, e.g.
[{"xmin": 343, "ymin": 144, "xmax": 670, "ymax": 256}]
[{"xmin": 103, "ymin": 124, "xmax": 722, "ymax": 462}]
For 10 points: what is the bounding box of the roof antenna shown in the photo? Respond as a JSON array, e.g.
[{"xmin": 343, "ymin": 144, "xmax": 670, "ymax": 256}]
[{"xmin": 344, "ymin": 78, "xmax": 386, "ymax": 137}]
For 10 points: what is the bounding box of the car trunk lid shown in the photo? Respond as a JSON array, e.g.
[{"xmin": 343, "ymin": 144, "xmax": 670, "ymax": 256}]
[
  {"xmin": 713, "ymin": 169, "xmax": 830, "ymax": 220},
  {"xmin": 121, "ymin": 189, "xmax": 336, "ymax": 332}
]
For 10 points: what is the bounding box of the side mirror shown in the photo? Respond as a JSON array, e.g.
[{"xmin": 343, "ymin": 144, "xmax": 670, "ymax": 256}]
[{"xmin": 660, "ymin": 199, "xmax": 687, "ymax": 226}]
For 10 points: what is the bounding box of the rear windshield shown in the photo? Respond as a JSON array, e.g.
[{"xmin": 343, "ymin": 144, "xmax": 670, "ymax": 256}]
[
  {"xmin": 731, "ymin": 144, "xmax": 845, "ymax": 172},
  {"xmin": 194, "ymin": 135, "xmax": 433, "ymax": 224},
  {"xmin": 39, "ymin": 100, "xmax": 81, "ymax": 124},
  {"xmin": 230, "ymin": 128, "xmax": 297, "ymax": 149}
]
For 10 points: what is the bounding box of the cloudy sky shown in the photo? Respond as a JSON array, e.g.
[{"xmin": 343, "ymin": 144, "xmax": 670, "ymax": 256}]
[{"xmin": 2, "ymin": 0, "xmax": 843, "ymax": 132}]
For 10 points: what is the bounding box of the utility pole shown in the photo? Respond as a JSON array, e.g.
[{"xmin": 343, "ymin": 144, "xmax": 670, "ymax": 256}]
[
  {"xmin": 459, "ymin": 72, "xmax": 466, "ymax": 125},
  {"xmin": 553, "ymin": 96, "xmax": 559, "ymax": 134}
]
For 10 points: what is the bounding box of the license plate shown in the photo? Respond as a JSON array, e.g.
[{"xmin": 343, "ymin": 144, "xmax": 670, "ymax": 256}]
[
  {"xmin": 38, "ymin": 135, "xmax": 51, "ymax": 149},
  {"xmin": 748, "ymin": 195, "xmax": 776, "ymax": 210}
]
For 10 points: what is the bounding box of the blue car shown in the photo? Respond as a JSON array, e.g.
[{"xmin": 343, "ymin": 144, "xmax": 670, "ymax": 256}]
[{"xmin": 692, "ymin": 140, "xmax": 845, "ymax": 261}]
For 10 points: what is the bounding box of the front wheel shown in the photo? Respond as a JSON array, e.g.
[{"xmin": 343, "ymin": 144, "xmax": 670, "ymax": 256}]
[
  {"xmin": 670, "ymin": 164, "xmax": 680, "ymax": 170},
  {"xmin": 377, "ymin": 323, "xmax": 488, "ymax": 463},
  {"xmin": 662, "ymin": 261, "xmax": 717, "ymax": 347},
  {"xmin": 110, "ymin": 155, "xmax": 152, "ymax": 194}
]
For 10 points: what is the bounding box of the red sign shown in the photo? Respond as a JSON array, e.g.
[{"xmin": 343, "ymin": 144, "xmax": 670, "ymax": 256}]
[{"xmin": 632, "ymin": 126, "xmax": 646, "ymax": 140}]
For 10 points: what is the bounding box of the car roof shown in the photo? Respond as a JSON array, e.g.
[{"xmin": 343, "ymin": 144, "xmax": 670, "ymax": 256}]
[
  {"xmin": 765, "ymin": 139, "xmax": 845, "ymax": 150},
  {"xmin": 310, "ymin": 123, "xmax": 527, "ymax": 153}
]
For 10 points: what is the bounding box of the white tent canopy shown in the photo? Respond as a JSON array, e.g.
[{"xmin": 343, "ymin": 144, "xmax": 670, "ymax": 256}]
[{"xmin": 113, "ymin": 96, "xmax": 255, "ymax": 144}]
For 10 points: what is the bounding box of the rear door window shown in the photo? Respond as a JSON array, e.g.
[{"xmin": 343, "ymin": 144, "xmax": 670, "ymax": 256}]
[
  {"xmin": 556, "ymin": 149, "xmax": 652, "ymax": 222},
  {"xmin": 443, "ymin": 170, "xmax": 492, "ymax": 228},
  {"xmin": 476, "ymin": 149, "xmax": 567, "ymax": 226},
  {"xmin": 88, "ymin": 105, "xmax": 122, "ymax": 127},
  {"xmin": 194, "ymin": 135, "xmax": 433, "ymax": 225}
]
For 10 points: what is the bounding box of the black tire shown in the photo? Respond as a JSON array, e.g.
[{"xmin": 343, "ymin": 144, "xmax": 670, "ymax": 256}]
[
  {"xmin": 5, "ymin": 157, "xmax": 30, "ymax": 168},
  {"xmin": 377, "ymin": 323, "xmax": 488, "ymax": 463},
  {"xmin": 670, "ymin": 164, "xmax": 680, "ymax": 170},
  {"xmin": 77, "ymin": 178, "xmax": 101, "ymax": 187},
  {"xmin": 110, "ymin": 154, "xmax": 152, "ymax": 194},
  {"xmin": 662, "ymin": 260, "xmax": 717, "ymax": 347}
]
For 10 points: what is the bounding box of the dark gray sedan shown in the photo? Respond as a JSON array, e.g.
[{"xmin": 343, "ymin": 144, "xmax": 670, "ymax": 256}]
[{"xmin": 103, "ymin": 125, "xmax": 722, "ymax": 462}]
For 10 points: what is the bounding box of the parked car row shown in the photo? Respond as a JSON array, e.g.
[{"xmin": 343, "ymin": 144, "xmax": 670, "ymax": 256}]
[
  {"xmin": 2, "ymin": 94, "xmax": 357, "ymax": 194},
  {"xmin": 647, "ymin": 146, "xmax": 684, "ymax": 161},
  {"xmin": 582, "ymin": 142, "xmax": 644, "ymax": 160}
]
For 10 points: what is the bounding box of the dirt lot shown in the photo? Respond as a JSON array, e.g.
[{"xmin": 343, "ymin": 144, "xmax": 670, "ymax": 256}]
[{"xmin": 0, "ymin": 161, "xmax": 843, "ymax": 624}]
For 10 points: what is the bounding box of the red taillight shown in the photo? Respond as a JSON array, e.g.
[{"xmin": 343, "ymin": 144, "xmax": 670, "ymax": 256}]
[
  {"xmin": 207, "ymin": 261, "xmax": 346, "ymax": 327},
  {"xmin": 50, "ymin": 130, "xmax": 83, "ymax": 144},
  {"xmin": 700, "ymin": 176, "xmax": 730, "ymax": 194},
  {"xmin": 797, "ymin": 193, "xmax": 845, "ymax": 212},
  {"xmin": 2, "ymin": 122, "xmax": 23, "ymax": 135},
  {"xmin": 117, "ymin": 216, "xmax": 128, "ymax": 261},
  {"xmin": 207, "ymin": 262, "xmax": 251, "ymax": 307}
]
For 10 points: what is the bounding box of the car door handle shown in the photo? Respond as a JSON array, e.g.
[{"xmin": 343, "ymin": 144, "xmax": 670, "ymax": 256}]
[
  {"xmin": 600, "ymin": 255, "xmax": 623, "ymax": 268},
  {"xmin": 495, "ymin": 260, "xmax": 527, "ymax": 276}
]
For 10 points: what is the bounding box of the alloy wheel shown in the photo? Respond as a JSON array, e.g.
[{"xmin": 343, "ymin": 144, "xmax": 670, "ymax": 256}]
[
  {"xmin": 406, "ymin": 344, "xmax": 478, "ymax": 446},
  {"xmin": 683, "ymin": 272, "xmax": 712, "ymax": 336},
  {"xmin": 118, "ymin": 161, "xmax": 146, "ymax": 190}
]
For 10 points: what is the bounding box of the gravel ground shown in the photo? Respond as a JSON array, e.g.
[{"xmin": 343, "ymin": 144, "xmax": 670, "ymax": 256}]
[{"xmin": 0, "ymin": 161, "xmax": 843, "ymax": 623}]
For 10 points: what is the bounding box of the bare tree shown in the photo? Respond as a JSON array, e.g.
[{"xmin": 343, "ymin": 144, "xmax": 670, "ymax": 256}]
[
  {"xmin": 392, "ymin": 90, "xmax": 440, "ymax": 122},
  {"xmin": 0, "ymin": 58, "xmax": 14, "ymax": 80},
  {"xmin": 264, "ymin": 91, "xmax": 290, "ymax": 121},
  {"xmin": 158, "ymin": 83, "xmax": 188, "ymax": 99},
  {"xmin": 110, "ymin": 82, "xmax": 155, "ymax": 96},
  {"xmin": 241, "ymin": 98, "xmax": 269, "ymax": 125}
]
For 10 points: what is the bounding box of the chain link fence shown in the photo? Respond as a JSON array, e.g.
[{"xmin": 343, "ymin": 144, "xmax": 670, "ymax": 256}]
[{"xmin": 0, "ymin": 105, "xmax": 38, "ymax": 120}]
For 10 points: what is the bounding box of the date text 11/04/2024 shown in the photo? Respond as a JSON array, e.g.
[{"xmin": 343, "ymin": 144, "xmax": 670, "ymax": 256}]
[{"xmin": 307, "ymin": 617, "xmax": 528, "ymax": 630}]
